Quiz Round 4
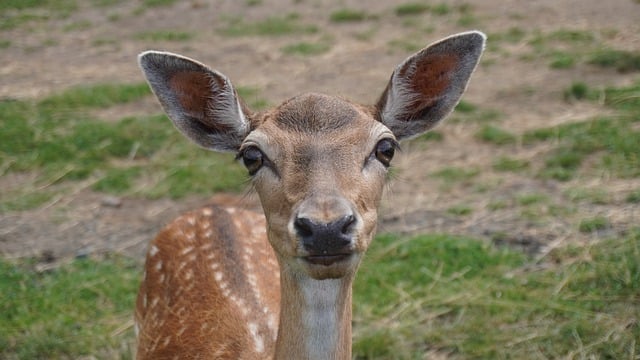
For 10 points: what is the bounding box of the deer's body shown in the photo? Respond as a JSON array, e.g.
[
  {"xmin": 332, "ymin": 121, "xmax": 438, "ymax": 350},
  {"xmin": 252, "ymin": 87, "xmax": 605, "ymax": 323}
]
[
  {"xmin": 135, "ymin": 206, "xmax": 279, "ymax": 358},
  {"xmin": 135, "ymin": 32, "xmax": 485, "ymax": 359}
]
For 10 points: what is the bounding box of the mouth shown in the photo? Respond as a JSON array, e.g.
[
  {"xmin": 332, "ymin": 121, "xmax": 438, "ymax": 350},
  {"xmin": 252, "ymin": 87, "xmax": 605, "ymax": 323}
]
[{"xmin": 303, "ymin": 253, "xmax": 353, "ymax": 266}]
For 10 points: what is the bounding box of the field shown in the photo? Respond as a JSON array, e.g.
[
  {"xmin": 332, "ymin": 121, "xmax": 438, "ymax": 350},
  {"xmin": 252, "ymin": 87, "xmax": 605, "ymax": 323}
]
[{"xmin": 1, "ymin": 0, "xmax": 639, "ymax": 358}]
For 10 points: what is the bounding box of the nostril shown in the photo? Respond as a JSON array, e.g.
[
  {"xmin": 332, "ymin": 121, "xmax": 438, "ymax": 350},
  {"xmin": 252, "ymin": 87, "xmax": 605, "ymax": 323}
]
[
  {"xmin": 340, "ymin": 215, "xmax": 356, "ymax": 235},
  {"xmin": 294, "ymin": 217, "xmax": 314, "ymax": 238}
]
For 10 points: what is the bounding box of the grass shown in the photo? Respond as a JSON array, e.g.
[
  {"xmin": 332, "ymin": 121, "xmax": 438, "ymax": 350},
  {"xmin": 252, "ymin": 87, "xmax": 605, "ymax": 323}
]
[
  {"xmin": 0, "ymin": 82, "xmax": 250, "ymax": 210},
  {"xmin": 281, "ymin": 41, "xmax": 331, "ymax": 56},
  {"xmin": 588, "ymin": 48, "xmax": 640, "ymax": 73},
  {"xmin": 0, "ymin": 255, "xmax": 139, "ymax": 359},
  {"xmin": 578, "ymin": 216, "xmax": 610, "ymax": 233},
  {"xmin": 135, "ymin": 30, "xmax": 193, "ymax": 42},
  {"xmin": 492, "ymin": 156, "xmax": 529, "ymax": 172},
  {"xmin": 353, "ymin": 230, "xmax": 640, "ymax": 358},
  {"xmin": 329, "ymin": 9, "xmax": 371, "ymax": 23},
  {"xmin": 394, "ymin": 3, "xmax": 430, "ymax": 16},
  {"xmin": 524, "ymin": 81, "xmax": 640, "ymax": 181},
  {"xmin": 220, "ymin": 14, "xmax": 318, "ymax": 37},
  {"xmin": 3, "ymin": 230, "xmax": 637, "ymax": 358},
  {"xmin": 432, "ymin": 167, "xmax": 479, "ymax": 184},
  {"xmin": 475, "ymin": 125, "xmax": 516, "ymax": 145}
]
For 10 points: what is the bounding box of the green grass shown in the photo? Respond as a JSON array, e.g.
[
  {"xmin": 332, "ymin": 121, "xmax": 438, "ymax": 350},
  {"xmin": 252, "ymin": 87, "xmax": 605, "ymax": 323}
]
[
  {"xmin": 135, "ymin": 30, "xmax": 193, "ymax": 42},
  {"xmin": 492, "ymin": 156, "xmax": 529, "ymax": 172},
  {"xmin": 0, "ymin": 0, "xmax": 76, "ymax": 29},
  {"xmin": 220, "ymin": 14, "xmax": 318, "ymax": 37},
  {"xmin": 432, "ymin": 167, "xmax": 479, "ymax": 183},
  {"xmin": 524, "ymin": 81, "xmax": 640, "ymax": 181},
  {"xmin": 0, "ymin": 256, "xmax": 139, "ymax": 359},
  {"xmin": 563, "ymin": 82, "xmax": 600, "ymax": 102},
  {"xmin": 430, "ymin": 3, "xmax": 450, "ymax": 15},
  {"xmin": 627, "ymin": 189, "xmax": 640, "ymax": 203},
  {"xmin": 451, "ymin": 101, "xmax": 502, "ymax": 123},
  {"xmin": 588, "ymin": 48, "xmax": 640, "ymax": 73},
  {"xmin": 394, "ymin": 3, "xmax": 430, "ymax": 16},
  {"xmin": 0, "ymin": 82, "xmax": 250, "ymax": 210},
  {"xmin": 447, "ymin": 204, "xmax": 472, "ymax": 216},
  {"xmin": 281, "ymin": 41, "xmax": 331, "ymax": 56},
  {"xmin": 475, "ymin": 125, "xmax": 516, "ymax": 145},
  {"xmin": 578, "ymin": 216, "xmax": 610, "ymax": 233},
  {"xmin": 353, "ymin": 230, "xmax": 640, "ymax": 358},
  {"xmin": 549, "ymin": 51, "xmax": 576, "ymax": 69},
  {"xmin": 329, "ymin": 8, "xmax": 370, "ymax": 23}
]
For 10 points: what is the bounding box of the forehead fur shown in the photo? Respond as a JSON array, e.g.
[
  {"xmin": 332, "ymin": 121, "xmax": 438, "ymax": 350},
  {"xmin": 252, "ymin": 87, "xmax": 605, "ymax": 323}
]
[{"xmin": 271, "ymin": 93, "xmax": 363, "ymax": 133}]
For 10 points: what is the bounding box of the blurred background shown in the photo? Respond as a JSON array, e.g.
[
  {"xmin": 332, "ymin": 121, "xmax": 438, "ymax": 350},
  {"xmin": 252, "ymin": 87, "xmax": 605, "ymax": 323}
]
[{"xmin": 1, "ymin": 0, "xmax": 639, "ymax": 358}]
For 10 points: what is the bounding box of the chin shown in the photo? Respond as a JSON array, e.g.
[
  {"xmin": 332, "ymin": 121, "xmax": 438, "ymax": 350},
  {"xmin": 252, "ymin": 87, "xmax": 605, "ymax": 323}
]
[{"xmin": 298, "ymin": 253, "xmax": 362, "ymax": 280}]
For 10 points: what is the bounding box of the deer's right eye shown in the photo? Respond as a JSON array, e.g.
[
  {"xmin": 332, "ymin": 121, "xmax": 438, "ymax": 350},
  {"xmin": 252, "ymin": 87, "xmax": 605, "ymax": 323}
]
[{"xmin": 240, "ymin": 146, "xmax": 264, "ymax": 175}]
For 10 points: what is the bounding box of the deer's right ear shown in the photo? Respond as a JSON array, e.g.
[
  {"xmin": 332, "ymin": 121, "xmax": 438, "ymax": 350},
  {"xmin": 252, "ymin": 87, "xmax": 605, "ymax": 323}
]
[{"xmin": 138, "ymin": 51, "xmax": 251, "ymax": 152}]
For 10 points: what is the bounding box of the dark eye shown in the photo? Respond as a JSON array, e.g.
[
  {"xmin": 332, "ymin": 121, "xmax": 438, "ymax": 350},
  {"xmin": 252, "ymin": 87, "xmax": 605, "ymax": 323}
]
[
  {"xmin": 374, "ymin": 138, "xmax": 397, "ymax": 167},
  {"xmin": 240, "ymin": 146, "xmax": 264, "ymax": 175}
]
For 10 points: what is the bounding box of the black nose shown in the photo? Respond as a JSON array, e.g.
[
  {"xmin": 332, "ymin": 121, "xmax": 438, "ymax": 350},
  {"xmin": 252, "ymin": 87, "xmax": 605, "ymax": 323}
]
[{"xmin": 294, "ymin": 215, "xmax": 356, "ymax": 255}]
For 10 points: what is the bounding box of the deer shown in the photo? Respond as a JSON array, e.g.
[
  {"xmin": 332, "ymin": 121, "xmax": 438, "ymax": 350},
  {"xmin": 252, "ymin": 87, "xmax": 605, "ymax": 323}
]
[{"xmin": 134, "ymin": 31, "xmax": 485, "ymax": 359}]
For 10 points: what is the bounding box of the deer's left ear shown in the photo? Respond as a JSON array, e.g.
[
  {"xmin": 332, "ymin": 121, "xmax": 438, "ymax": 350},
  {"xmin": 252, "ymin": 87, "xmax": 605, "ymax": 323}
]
[{"xmin": 376, "ymin": 31, "xmax": 486, "ymax": 140}]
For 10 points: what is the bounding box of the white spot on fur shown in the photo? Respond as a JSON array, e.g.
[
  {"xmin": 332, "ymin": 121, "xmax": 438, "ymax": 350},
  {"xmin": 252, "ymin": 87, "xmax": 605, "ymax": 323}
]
[
  {"xmin": 202, "ymin": 208, "xmax": 213, "ymax": 216},
  {"xmin": 180, "ymin": 246, "xmax": 194, "ymax": 255},
  {"xmin": 214, "ymin": 271, "xmax": 223, "ymax": 282},
  {"xmin": 150, "ymin": 297, "xmax": 159, "ymax": 308},
  {"xmin": 185, "ymin": 269, "xmax": 193, "ymax": 281},
  {"xmin": 154, "ymin": 261, "xmax": 162, "ymax": 271},
  {"xmin": 149, "ymin": 245, "xmax": 159, "ymax": 257},
  {"xmin": 187, "ymin": 217, "xmax": 196, "ymax": 226},
  {"xmin": 162, "ymin": 336, "xmax": 171, "ymax": 347},
  {"xmin": 248, "ymin": 322, "xmax": 265, "ymax": 353}
]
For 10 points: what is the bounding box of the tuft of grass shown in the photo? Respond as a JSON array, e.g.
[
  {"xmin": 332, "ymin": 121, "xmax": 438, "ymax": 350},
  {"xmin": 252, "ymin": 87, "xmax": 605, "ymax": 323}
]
[
  {"xmin": 626, "ymin": 190, "xmax": 640, "ymax": 203},
  {"xmin": 489, "ymin": 27, "xmax": 526, "ymax": 44},
  {"xmin": 564, "ymin": 187, "xmax": 610, "ymax": 205},
  {"xmin": 517, "ymin": 193, "xmax": 548, "ymax": 206},
  {"xmin": 221, "ymin": 14, "xmax": 318, "ymax": 37},
  {"xmin": 548, "ymin": 29, "xmax": 595, "ymax": 44},
  {"xmin": 394, "ymin": 2, "xmax": 429, "ymax": 16},
  {"xmin": 142, "ymin": 0, "xmax": 176, "ymax": 6},
  {"xmin": 329, "ymin": 8, "xmax": 370, "ymax": 23},
  {"xmin": 236, "ymin": 86, "xmax": 270, "ymax": 110},
  {"xmin": 550, "ymin": 51, "xmax": 576, "ymax": 69},
  {"xmin": 578, "ymin": 216, "xmax": 610, "ymax": 233},
  {"xmin": 563, "ymin": 82, "xmax": 600, "ymax": 102},
  {"xmin": 447, "ymin": 204, "xmax": 473, "ymax": 216},
  {"xmin": 492, "ymin": 156, "xmax": 529, "ymax": 172},
  {"xmin": 388, "ymin": 39, "xmax": 422, "ymax": 53},
  {"xmin": 281, "ymin": 41, "xmax": 331, "ymax": 56},
  {"xmin": 475, "ymin": 125, "xmax": 516, "ymax": 145},
  {"xmin": 430, "ymin": 3, "xmax": 450, "ymax": 15},
  {"xmin": 454, "ymin": 100, "xmax": 477, "ymax": 113},
  {"xmin": 432, "ymin": 167, "xmax": 479, "ymax": 183},
  {"xmin": 588, "ymin": 48, "xmax": 640, "ymax": 73},
  {"xmin": 0, "ymin": 256, "xmax": 139, "ymax": 359},
  {"xmin": 135, "ymin": 30, "xmax": 193, "ymax": 42}
]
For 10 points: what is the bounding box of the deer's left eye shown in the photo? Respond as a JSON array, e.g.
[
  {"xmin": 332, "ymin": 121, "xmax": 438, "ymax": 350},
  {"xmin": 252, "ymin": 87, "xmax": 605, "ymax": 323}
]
[{"xmin": 373, "ymin": 138, "xmax": 397, "ymax": 167}]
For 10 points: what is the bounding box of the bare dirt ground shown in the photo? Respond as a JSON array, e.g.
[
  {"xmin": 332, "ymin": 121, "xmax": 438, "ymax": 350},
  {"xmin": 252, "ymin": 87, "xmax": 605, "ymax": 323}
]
[{"xmin": 1, "ymin": 0, "xmax": 639, "ymax": 263}]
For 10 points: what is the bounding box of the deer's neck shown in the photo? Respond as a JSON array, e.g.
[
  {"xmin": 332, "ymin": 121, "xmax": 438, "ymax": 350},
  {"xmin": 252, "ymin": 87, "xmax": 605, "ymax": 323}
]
[{"xmin": 274, "ymin": 265, "xmax": 353, "ymax": 360}]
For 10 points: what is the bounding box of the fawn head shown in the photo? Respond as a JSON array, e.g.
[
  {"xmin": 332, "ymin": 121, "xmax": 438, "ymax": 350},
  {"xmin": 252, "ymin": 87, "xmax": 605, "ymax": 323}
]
[{"xmin": 138, "ymin": 32, "xmax": 485, "ymax": 280}]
